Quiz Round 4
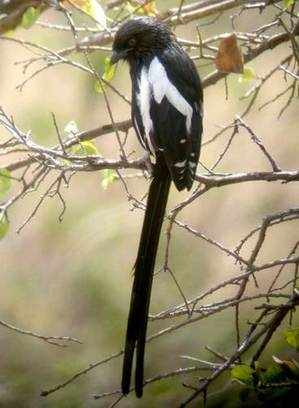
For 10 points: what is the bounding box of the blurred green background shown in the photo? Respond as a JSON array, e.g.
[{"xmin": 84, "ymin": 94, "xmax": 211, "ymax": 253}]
[{"xmin": 0, "ymin": 0, "xmax": 298, "ymax": 407}]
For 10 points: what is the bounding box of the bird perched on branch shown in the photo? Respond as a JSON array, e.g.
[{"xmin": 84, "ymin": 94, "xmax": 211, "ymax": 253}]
[{"xmin": 111, "ymin": 17, "xmax": 203, "ymax": 398}]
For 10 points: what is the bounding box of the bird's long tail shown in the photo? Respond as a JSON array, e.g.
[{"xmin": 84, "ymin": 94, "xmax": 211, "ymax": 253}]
[{"xmin": 121, "ymin": 159, "xmax": 171, "ymax": 398}]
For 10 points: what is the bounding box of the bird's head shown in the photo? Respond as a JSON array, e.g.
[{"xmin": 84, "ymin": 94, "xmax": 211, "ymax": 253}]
[{"xmin": 111, "ymin": 17, "xmax": 173, "ymax": 64}]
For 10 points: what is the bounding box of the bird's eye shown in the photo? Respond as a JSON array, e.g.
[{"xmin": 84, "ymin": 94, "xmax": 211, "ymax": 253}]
[{"xmin": 128, "ymin": 38, "xmax": 136, "ymax": 47}]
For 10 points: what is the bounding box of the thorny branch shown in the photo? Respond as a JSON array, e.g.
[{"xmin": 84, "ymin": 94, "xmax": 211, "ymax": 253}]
[{"xmin": 0, "ymin": 0, "xmax": 298, "ymax": 406}]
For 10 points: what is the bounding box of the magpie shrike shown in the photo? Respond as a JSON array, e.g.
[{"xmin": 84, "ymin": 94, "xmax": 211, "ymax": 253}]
[{"xmin": 111, "ymin": 17, "xmax": 203, "ymax": 398}]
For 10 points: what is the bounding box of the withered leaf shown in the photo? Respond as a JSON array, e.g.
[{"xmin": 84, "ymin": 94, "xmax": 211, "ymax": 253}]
[{"xmin": 215, "ymin": 33, "xmax": 244, "ymax": 74}]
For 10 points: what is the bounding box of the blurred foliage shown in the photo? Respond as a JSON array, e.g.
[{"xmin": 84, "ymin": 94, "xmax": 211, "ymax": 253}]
[
  {"xmin": 0, "ymin": 168, "xmax": 11, "ymax": 198},
  {"xmin": 0, "ymin": 210, "xmax": 9, "ymax": 238},
  {"xmin": 21, "ymin": 5, "xmax": 42, "ymax": 29},
  {"xmin": 101, "ymin": 169, "xmax": 118, "ymax": 190},
  {"xmin": 284, "ymin": 327, "xmax": 299, "ymax": 350},
  {"xmin": 71, "ymin": 140, "xmax": 99, "ymax": 155},
  {"xmin": 227, "ymin": 331, "xmax": 299, "ymax": 408}
]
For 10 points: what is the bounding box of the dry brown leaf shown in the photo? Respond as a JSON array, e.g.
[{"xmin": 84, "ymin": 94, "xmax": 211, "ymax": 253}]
[{"xmin": 215, "ymin": 33, "xmax": 244, "ymax": 74}]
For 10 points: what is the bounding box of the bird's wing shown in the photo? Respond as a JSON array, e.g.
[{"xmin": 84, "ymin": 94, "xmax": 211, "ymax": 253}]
[{"xmin": 148, "ymin": 48, "xmax": 203, "ymax": 190}]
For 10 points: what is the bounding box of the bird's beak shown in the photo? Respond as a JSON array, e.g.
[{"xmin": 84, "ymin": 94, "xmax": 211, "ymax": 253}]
[{"xmin": 111, "ymin": 50, "xmax": 127, "ymax": 65}]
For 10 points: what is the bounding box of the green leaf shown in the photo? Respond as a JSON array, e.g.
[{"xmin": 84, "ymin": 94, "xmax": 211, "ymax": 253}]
[
  {"xmin": 238, "ymin": 67, "xmax": 256, "ymax": 83},
  {"xmin": 284, "ymin": 327, "xmax": 299, "ymax": 350},
  {"xmin": 72, "ymin": 141, "xmax": 99, "ymax": 156},
  {"xmin": 283, "ymin": 0, "xmax": 295, "ymax": 8},
  {"xmin": 102, "ymin": 57, "xmax": 116, "ymax": 82},
  {"xmin": 231, "ymin": 364, "xmax": 255, "ymax": 386},
  {"xmin": 94, "ymin": 58, "xmax": 116, "ymax": 94},
  {"xmin": 21, "ymin": 6, "xmax": 41, "ymax": 29},
  {"xmin": 260, "ymin": 364, "xmax": 285, "ymax": 385},
  {"xmin": 68, "ymin": 0, "xmax": 107, "ymax": 28},
  {"xmin": 94, "ymin": 80, "xmax": 103, "ymax": 94},
  {"xmin": 0, "ymin": 168, "xmax": 11, "ymax": 198},
  {"xmin": 0, "ymin": 212, "xmax": 9, "ymax": 240},
  {"xmin": 101, "ymin": 169, "xmax": 117, "ymax": 190},
  {"xmin": 64, "ymin": 120, "xmax": 79, "ymax": 136}
]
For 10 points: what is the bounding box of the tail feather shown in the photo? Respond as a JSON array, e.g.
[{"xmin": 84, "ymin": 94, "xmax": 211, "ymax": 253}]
[{"xmin": 122, "ymin": 160, "xmax": 171, "ymax": 397}]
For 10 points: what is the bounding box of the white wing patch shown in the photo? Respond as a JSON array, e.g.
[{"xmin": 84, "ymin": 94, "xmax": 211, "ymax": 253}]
[
  {"xmin": 136, "ymin": 57, "xmax": 195, "ymax": 156},
  {"xmin": 135, "ymin": 59, "xmax": 198, "ymax": 188},
  {"xmin": 137, "ymin": 66, "xmax": 154, "ymax": 154},
  {"xmin": 148, "ymin": 57, "xmax": 193, "ymax": 133},
  {"xmin": 174, "ymin": 160, "xmax": 187, "ymax": 168}
]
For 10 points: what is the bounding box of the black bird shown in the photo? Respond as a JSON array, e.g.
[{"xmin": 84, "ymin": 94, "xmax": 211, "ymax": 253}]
[{"xmin": 111, "ymin": 17, "xmax": 203, "ymax": 398}]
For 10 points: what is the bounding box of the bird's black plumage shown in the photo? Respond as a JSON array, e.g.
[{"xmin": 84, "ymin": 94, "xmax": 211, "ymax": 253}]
[{"xmin": 111, "ymin": 17, "xmax": 203, "ymax": 397}]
